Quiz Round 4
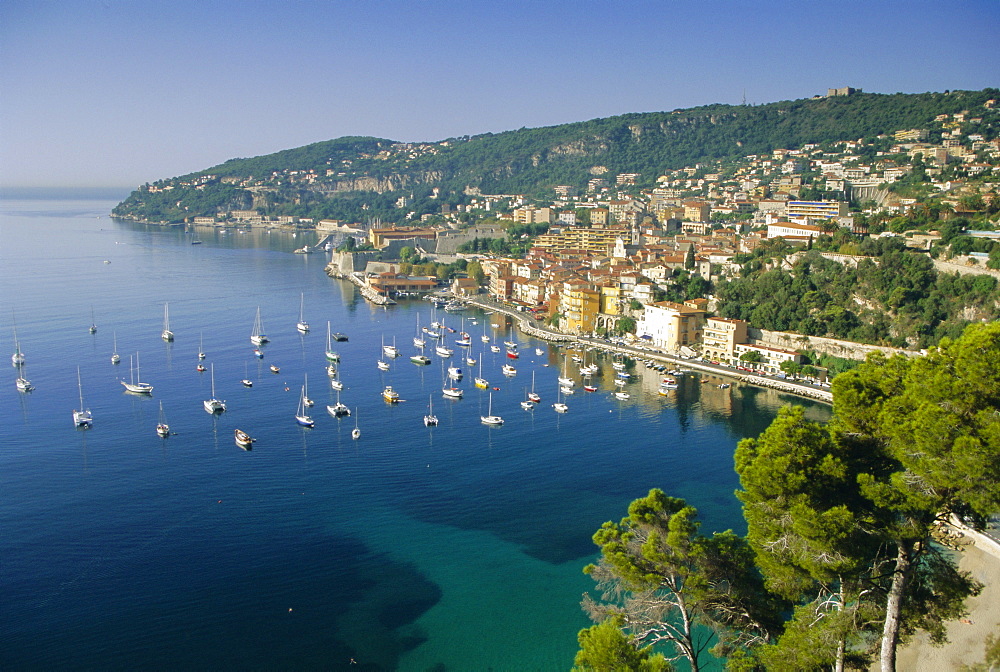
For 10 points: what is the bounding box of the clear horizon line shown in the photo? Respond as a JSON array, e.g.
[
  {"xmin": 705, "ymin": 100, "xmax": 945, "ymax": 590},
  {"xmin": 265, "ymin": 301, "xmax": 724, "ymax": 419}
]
[{"xmin": 0, "ymin": 185, "xmax": 135, "ymax": 198}]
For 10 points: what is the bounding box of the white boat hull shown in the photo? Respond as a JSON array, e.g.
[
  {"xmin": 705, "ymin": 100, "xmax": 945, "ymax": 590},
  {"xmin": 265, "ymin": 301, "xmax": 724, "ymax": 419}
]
[{"xmin": 327, "ymin": 404, "xmax": 350, "ymax": 417}]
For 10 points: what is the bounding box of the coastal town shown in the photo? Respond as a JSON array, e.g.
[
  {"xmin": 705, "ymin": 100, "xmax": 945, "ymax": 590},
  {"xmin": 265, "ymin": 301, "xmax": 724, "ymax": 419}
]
[
  {"xmin": 215, "ymin": 95, "xmax": 997, "ymax": 383},
  {"xmin": 123, "ymin": 94, "xmax": 1000, "ymax": 382}
]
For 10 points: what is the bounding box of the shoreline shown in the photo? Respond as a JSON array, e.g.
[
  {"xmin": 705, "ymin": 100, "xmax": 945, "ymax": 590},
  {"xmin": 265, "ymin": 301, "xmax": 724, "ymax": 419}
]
[
  {"xmin": 459, "ymin": 295, "xmax": 834, "ymax": 404},
  {"xmin": 888, "ymin": 522, "xmax": 1000, "ymax": 670}
]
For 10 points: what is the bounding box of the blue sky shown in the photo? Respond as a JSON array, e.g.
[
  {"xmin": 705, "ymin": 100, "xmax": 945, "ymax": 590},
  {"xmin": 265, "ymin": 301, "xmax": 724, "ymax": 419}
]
[{"xmin": 1, "ymin": 0, "xmax": 997, "ymax": 188}]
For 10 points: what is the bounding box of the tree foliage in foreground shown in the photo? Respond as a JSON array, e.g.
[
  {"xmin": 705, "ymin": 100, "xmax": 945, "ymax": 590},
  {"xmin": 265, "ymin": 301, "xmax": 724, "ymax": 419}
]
[
  {"xmin": 737, "ymin": 321, "xmax": 1000, "ymax": 670},
  {"xmin": 584, "ymin": 322, "xmax": 1000, "ymax": 671},
  {"xmin": 581, "ymin": 489, "xmax": 780, "ymax": 671},
  {"xmin": 572, "ymin": 616, "xmax": 673, "ymax": 672}
]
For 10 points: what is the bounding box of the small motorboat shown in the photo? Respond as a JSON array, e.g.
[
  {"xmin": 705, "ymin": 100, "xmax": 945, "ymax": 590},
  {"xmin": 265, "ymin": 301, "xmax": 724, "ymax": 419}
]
[{"xmin": 235, "ymin": 429, "xmax": 255, "ymax": 449}]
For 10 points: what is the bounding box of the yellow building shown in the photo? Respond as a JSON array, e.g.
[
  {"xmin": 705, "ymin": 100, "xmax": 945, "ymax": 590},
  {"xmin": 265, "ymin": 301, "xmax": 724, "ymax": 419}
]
[
  {"xmin": 590, "ymin": 208, "xmax": 609, "ymax": 225},
  {"xmin": 600, "ymin": 285, "xmax": 622, "ymax": 316},
  {"xmin": 560, "ymin": 286, "xmax": 601, "ymax": 335},
  {"xmin": 683, "ymin": 200, "xmax": 711, "ymax": 222},
  {"xmin": 368, "ymin": 226, "xmax": 437, "ymax": 248},
  {"xmin": 531, "ymin": 225, "xmax": 626, "ymax": 255}
]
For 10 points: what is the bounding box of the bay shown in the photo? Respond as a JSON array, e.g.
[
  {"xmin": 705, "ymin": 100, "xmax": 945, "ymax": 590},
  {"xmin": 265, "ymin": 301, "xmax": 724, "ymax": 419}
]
[{"xmin": 0, "ymin": 194, "xmax": 831, "ymax": 671}]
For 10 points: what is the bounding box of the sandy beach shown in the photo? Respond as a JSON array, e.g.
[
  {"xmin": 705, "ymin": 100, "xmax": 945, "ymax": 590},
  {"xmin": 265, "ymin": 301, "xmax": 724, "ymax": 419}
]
[{"xmin": 892, "ymin": 536, "xmax": 1000, "ymax": 670}]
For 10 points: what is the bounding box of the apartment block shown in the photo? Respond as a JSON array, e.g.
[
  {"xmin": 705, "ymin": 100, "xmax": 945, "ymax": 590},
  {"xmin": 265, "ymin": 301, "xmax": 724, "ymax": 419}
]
[
  {"xmin": 767, "ymin": 221, "xmax": 824, "ymax": 240},
  {"xmin": 513, "ymin": 207, "xmax": 553, "ymax": 224},
  {"xmin": 682, "ymin": 200, "xmax": 711, "ymax": 222},
  {"xmin": 637, "ymin": 301, "xmax": 706, "ymax": 352},
  {"xmin": 734, "ymin": 343, "xmax": 802, "ymax": 375},
  {"xmin": 600, "ymin": 285, "xmax": 623, "ymax": 316},
  {"xmin": 590, "ymin": 208, "xmax": 610, "ymax": 225},
  {"xmin": 530, "ymin": 226, "xmax": 623, "ymax": 255},
  {"xmin": 560, "ymin": 287, "xmax": 601, "ymax": 335},
  {"xmin": 894, "ymin": 129, "xmax": 929, "ymax": 142},
  {"xmin": 785, "ymin": 200, "xmax": 849, "ymax": 220},
  {"xmin": 701, "ymin": 317, "xmax": 748, "ymax": 365}
]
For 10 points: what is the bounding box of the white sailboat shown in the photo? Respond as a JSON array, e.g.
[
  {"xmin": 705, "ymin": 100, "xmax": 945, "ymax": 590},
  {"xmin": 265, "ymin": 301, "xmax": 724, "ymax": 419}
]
[
  {"xmin": 528, "ymin": 371, "xmax": 541, "ymax": 403},
  {"xmin": 250, "ymin": 306, "xmax": 268, "ymax": 345},
  {"xmin": 295, "ymin": 384, "xmax": 315, "ymax": 427},
  {"xmin": 382, "ymin": 335, "xmax": 399, "ymax": 358},
  {"xmin": 121, "ymin": 353, "xmax": 154, "ymax": 394},
  {"xmin": 203, "ymin": 364, "xmax": 226, "ymax": 413},
  {"xmin": 198, "ymin": 332, "xmax": 206, "ymax": 360},
  {"xmin": 111, "ymin": 331, "xmax": 121, "ymax": 365},
  {"xmin": 481, "ymin": 392, "xmax": 503, "ymax": 425},
  {"xmin": 156, "ymin": 401, "xmax": 170, "ymax": 437},
  {"xmin": 325, "ymin": 321, "xmax": 339, "ymax": 362},
  {"xmin": 413, "ymin": 312, "xmax": 426, "ymax": 348},
  {"xmin": 242, "ymin": 362, "xmax": 253, "ymax": 387},
  {"xmin": 89, "ymin": 306, "xmax": 97, "ymax": 334},
  {"xmin": 11, "ymin": 319, "xmax": 25, "ymax": 367},
  {"xmin": 16, "ymin": 367, "xmax": 34, "ymax": 392},
  {"xmin": 442, "ymin": 382, "xmax": 463, "ymax": 399},
  {"xmin": 73, "ymin": 366, "xmax": 93, "ymax": 426},
  {"xmin": 296, "ymin": 293, "xmax": 310, "ymax": 333},
  {"xmin": 558, "ymin": 356, "xmax": 574, "ymax": 387},
  {"xmin": 161, "ymin": 302, "xmax": 174, "ymax": 341},
  {"xmin": 303, "ymin": 373, "xmax": 314, "ymax": 406},
  {"xmin": 521, "ymin": 385, "xmax": 535, "ymax": 410},
  {"xmin": 455, "ymin": 318, "xmax": 471, "ymax": 347},
  {"xmin": 474, "ymin": 358, "xmax": 489, "ymax": 389},
  {"xmin": 327, "ymin": 389, "xmax": 350, "ymax": 417},
  {"xmin": 424, "ymin": 395, "xmax": 439, "ymax": 426},
  {"xmin": 352, "ymin": 410, "xmax": 361, "ymax": 439},
  {"xmin": 552, "ymin": 382, "xmax": 568, "ymax": 414}
]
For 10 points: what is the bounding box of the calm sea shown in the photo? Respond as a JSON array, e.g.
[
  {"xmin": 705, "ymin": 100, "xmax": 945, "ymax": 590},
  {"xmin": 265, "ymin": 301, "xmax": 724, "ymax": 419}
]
[{"xmin": 0, "ymin": 194, "xmax": 830, "ymax": 671}]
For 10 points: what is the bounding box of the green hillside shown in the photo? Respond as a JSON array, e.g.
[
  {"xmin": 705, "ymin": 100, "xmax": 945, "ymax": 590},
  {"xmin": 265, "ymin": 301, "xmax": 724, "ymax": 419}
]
[{"xmin": 113, "ymin": 88, "xmax": 998, "ymax": 224}]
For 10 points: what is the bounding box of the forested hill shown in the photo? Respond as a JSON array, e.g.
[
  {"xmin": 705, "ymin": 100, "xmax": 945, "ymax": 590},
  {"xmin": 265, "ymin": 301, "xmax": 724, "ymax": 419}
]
[{"xmin": 113, "ymin": 88, "xmax": 998, "ymax": 223}]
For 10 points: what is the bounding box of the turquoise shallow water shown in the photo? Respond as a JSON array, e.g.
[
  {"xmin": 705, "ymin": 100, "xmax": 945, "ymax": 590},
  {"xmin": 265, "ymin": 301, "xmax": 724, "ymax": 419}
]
[{"xmin": 0, "ymin": 196, "xmax": 831, "ymax": 671}]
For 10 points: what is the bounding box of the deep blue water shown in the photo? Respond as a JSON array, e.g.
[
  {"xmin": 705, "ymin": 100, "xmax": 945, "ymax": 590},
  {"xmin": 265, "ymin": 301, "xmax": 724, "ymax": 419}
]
[{"xmin": 0, "ymin": 196, "xmax": 831, "ymax": 671}]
